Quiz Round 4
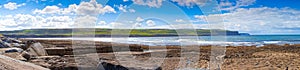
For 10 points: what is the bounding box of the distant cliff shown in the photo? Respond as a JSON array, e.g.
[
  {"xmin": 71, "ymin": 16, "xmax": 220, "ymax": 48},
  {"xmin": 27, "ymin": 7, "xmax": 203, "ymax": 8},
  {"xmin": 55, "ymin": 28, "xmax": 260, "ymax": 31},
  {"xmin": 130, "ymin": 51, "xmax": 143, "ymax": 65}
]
[{"xmin": 0, "ymin": 28, "xmax": 249, "ymax": 38}]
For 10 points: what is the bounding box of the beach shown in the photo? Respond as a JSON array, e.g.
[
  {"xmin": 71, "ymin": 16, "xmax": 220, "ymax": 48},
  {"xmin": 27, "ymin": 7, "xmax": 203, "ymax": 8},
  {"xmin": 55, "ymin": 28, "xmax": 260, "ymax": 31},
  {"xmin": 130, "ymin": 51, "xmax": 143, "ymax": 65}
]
[{"xmin": 5, "ymin": 39, "xmax": 297, "ymax": 70}]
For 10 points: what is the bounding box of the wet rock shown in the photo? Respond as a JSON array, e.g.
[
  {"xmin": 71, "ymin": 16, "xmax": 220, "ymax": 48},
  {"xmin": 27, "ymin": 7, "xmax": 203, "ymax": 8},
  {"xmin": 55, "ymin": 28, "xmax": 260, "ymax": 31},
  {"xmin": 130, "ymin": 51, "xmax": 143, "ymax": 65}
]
[
  {"xmin": 11, "ymin": 43, "xmax": 25, "ymax": 48},
  {"xmin": 21, "ymin": 51, "xmax": 32, "ymax": 60},
  {"xmin": 11, "ymin": 39, "xmax": 22, "ymax": 43},
  {"xmin": 98, "ymin": 62, "xmax": 162, "ymax": 70},
  {"xmin": 0, "ymin": 42, "xmax": 10, "ymax": 48},
  {"xmin": 4, "ymin": 48, "xmax": 23, "ymax": 53},
  {"xmin": 99, "ymin": 62, "xmax": 128, "ymax": 70},
  {"xmin": 0, "ymin": 48, "xmax": 23, "ymax": 53},
  {"xmin": 0, "ymin": 42, "xmax": 7, "ymax": 48}
]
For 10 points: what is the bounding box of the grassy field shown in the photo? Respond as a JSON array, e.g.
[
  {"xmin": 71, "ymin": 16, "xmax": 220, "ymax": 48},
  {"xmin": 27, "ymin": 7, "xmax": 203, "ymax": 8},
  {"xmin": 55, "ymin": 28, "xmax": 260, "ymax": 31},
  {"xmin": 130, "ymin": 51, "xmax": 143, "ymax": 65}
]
[{"xmin": 0, "ymin": 28, "xmax": 243, "ymax": 37}]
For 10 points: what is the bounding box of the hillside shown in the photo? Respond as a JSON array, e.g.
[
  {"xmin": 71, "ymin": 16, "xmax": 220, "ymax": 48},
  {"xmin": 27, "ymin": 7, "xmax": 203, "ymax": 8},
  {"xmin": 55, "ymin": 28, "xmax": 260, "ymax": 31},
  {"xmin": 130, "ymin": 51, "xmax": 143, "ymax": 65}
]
[{"xmin": 0, "ymin": 28, "xmax": 248, "ymax": 38}]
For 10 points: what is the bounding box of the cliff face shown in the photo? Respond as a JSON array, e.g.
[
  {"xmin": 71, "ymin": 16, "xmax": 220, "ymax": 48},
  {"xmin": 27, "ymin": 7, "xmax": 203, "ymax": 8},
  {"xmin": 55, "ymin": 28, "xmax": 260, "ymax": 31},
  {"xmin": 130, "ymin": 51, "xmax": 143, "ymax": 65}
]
[{"xmin": 0, "ymin": 29, "xmax": 249, "ymax": 38}]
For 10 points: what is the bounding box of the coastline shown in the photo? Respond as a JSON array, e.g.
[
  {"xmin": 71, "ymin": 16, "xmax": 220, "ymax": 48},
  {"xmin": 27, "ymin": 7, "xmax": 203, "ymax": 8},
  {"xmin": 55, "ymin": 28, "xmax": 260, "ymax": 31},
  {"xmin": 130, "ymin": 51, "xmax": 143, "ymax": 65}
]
[{"xmin": 14, "ymin": 39, "xmax": 300, "ymax": 70}]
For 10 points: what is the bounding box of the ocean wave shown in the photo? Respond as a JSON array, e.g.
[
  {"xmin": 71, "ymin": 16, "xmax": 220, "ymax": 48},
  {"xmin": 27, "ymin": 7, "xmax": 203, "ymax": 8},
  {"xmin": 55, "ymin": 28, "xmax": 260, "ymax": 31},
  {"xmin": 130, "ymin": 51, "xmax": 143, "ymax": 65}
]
[{"xmin": 25, "ymin": 37, "xmax": 300, "ymax": 47}]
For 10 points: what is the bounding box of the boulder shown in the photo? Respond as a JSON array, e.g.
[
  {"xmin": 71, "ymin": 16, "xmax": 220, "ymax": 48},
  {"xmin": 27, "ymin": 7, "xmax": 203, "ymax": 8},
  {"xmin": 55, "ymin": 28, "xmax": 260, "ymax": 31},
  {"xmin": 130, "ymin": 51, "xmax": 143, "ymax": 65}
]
[
  {"xmin": 11, "ymin": 39, "xmax": 22, "ymax": 43},
  {"xmin": 0, "ymin": 43, "xmax": 6, "ymax": 48},
  {"xmin": 27, "ymin": 42, "xmax": 48, "ymax": 56},
  {"xmin": 3, "ymin": 42, "xmax": 12, "ymax": 48},
  {"xmin": 5, "ymin": 49, "xmax": 22, "ymax": 53},
  {"xmin": 0, "ymin": 48, "xmax": 23, "ymax": 53},
  {"xmin": 21, "ymin": 51, "xmax": 32, "ymax": 60}
]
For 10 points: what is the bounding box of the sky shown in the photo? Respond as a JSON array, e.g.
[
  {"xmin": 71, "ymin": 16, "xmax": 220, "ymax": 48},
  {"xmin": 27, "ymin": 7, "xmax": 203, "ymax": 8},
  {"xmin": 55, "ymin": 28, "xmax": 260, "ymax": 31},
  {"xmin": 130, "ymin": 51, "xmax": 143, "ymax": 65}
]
[{"xmin": 0, "ymin": 0, "xmax": 299, "ymax": 35}]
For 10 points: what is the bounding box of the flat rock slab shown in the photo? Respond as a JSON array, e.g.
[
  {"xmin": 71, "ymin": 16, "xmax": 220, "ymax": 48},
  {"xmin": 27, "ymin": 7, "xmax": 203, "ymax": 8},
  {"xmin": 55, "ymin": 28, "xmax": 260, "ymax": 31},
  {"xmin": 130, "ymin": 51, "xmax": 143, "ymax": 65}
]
[{"xmin": 0, "ymin": 55, "xmax": 49, "ymax": 70}]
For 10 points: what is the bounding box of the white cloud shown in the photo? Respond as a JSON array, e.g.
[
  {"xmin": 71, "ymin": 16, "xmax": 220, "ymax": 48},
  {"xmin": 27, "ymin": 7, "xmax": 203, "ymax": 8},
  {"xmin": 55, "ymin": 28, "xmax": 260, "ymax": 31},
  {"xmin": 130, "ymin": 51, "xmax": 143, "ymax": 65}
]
[
  {"xmin": 58, "ymin": 3, "xmax": 62, "ymax": 6},
  {"xmin": 43, "ymin": 16, "xmax": 74, "ymax": 27},
  {"xmin": 146, "ymin": 20, "xmax": 156, "ymax": 26},
  {"xmin": 129, "ymin": 9, "xmax": 136, "ymax": 13},
  {"xmin": 175, "ymin": 19, "xmax": 185, "ymax": 22},
  {"xmin": 33, "ymin": 0, "xmax": 116, "ymax": 15},
  {"xmin": 115, "ymin": 4, "xmax": 136, "ymax": 13},
  {"xmin": 3, "ymin": 2, "xmax": 26, "ymax": 10},
  {"xmin": 117, "ymin": 5, "xmax": 127, "ymax": 12},
  {"xmin": 219, "ymin": 0, "xmax": 256, "ymax": 11},
  {"xmin": 100, "ymin": 6, "xmax": 116, "ymax": 14},
  {"xmin": 123, "ymin": 0, "xmax": 129, "ymax": 2},
  {"xmin": 76, "ymin": 0, "xmax": 116, "ymax": 15},
  {"xmin": 171, "ymin": 0, "xmax": 207, "ymax": 7},
  {"xmin": 0, "ymin": 14, "xmax": 74, "ymax": 30},
  {"xmin": 132, "ymin": 0, "xmax": 163, "ymax": 8},
  {"xmin": 136, "ymin": 17, "xmax": 144, "ymax": 22},
  {"xmin": 33, "ymin": 6, "xmax": 60, "ymax": 14},
  {"xmin": 170, "ymin": 0, "xmax": 256, "ymax": 11},
  {"xmin": 61, "ymin": 4, "xmax": 78, "ymax": 14},
  {"xmin": 110, "ymin": 22, "xmax": 129, "ymax": 28},
  {"xmin": 194, "ymin": 7, "xmax": 300, "ymax": 34},
  {"xmin": 74, "ymin": 15, "xmax": 97, "ymax": 28},
  {"xmin": 1, "ymin": 19, "xmax": 17, "ymax": 26},
  {"xmin": 98, "ymin": 21, "xmax": 107, "ymax": 25},
  {"xmin": 134, "ymin": 22, "xmax": 142, "ymax": 27}
]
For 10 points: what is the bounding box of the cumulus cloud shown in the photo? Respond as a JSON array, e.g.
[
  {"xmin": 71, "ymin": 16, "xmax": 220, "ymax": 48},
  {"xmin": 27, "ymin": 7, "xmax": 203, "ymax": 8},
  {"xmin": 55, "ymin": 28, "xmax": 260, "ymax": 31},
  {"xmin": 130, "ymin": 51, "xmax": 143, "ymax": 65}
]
[
  {"xmin": 116, "ymin": 5, "xmax": 127, "ymax": 12},
  {"xmin": 76, "ymin": 0, "xmax": 116, "ymax": 15},
  {"xmin": 3, "ymin": 2, "xmax": 26, "ymax": 10},
  {"xmin": 129, "ymin": 9, "xmax": 136, "ymax": 13},
  {"xmin": 61, "ymin": 4, "xmax": 78, "ymax": 14},
  {"xmin": 1, "ymin": 0, "xmax": 119, "ymax": 30},
  {"xmin": 110, "ymin": 22, "xmax": 131, "ymax": 28},
  {"xmin": 74, "ymin": 15, "xmax": 97, "ymax": 28},
  {"xmin": 0, "ymin": 14, "xmax": 74, "ymax": 30},
  {"xmin": 171, "ymin": 0, "xmax": 208, "ymax": 7},
  {"xmin": 132, "ymin": 0, "xmax": 163, "ymax": 8},
  {"xmin": 136, "ymin": 17, "xmax": 144, "ymax": 22},
  {"xmin": 219, "ymin": 0, "xmax": 256, "ymax": 11},
  {"xmin": 115, "ymin": 4, "xmax": 136, "ymax": 13},
  {"xmin": 123, "ymin": 0, "xmax": 129, "ymax": 2},
  {"xmin": 146, "ymin": 20, "xmax": 156, "ymax": 26},
  {"xmin": 98, "ymin": 21, "xmax": 107, "ymax": 25},
  {"xmin": 33, "ymin": 0, "xmax": 116, "ymax": 15},
  {"xmin": 175, "ymin": 19, "xmax": 185, "ymax": 22},
  {"xmin": 194, "ymin": 7, "xmax": 300, "ymax": 34},
  {"xmin": 171, "ymin": 0, "xmax": 256, "ymax": 11},
  {"xmin": 33, "ymin": 6, "xmax": 60, "ymax": 14}
]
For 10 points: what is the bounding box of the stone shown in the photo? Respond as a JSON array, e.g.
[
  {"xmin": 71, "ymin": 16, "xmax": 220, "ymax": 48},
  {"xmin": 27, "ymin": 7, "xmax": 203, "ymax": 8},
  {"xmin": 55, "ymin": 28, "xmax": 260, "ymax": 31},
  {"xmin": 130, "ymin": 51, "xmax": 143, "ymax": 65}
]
[
  {"xmin": 11, "ymin": 39, "xmax": 22, "ymax": 43},
  {"xmin": 5, "ymin": 49, "xmax": 22, "ymax": 53},
  {"xmin": 27, "ymin": 42, "xmax": 48, "ymax": 56},
  {"xmin": 98, "ymin": 62, "xmax": 130, "ymax": 70},
  {"xmin": 21, "ymin": 51, "xmax": 32, "ymax": 60},
  {"xmin": 11, "ymin": 43, "xmax": 22, "ymax": 47},
  {"xmin": 98, "ymin": 62, "xmax": 162, "ymax": 70},
  {"xmin": 0, "ymin": 42, "xmax": 6, "ymax": 48},
  {"xmin": 0, "ymin": 48, "xmax": 23, "ymax": 53}
]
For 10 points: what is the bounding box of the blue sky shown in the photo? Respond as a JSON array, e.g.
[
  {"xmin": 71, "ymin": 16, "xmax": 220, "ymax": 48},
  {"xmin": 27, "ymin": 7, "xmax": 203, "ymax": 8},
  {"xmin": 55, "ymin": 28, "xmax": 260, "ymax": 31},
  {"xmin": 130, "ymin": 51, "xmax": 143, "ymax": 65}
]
[{"xmin": 0, "ymin": 0, "xmax": 300, "ymax": 35}]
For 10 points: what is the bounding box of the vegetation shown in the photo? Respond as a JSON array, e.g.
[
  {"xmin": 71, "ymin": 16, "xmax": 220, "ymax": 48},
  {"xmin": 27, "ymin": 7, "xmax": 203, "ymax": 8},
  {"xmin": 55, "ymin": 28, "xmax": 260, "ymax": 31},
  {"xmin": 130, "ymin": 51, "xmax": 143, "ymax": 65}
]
[{"xmin": 0, "ymin": 28, "xmax": 244, "ymax": 37}]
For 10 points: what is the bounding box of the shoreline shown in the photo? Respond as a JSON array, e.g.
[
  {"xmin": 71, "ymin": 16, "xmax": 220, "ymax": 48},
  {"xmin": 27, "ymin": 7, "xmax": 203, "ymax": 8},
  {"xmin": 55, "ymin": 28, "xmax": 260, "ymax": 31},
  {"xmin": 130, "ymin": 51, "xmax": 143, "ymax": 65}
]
[
  {"xmin": 23, "ymin": 38, "xmax": 300, "ymax": 47},
  {"xmin": 23, "ymin": 39, "xmax": 300, "ymax": 69},
  {"xmin": 0, "ymin": 38, "xmax": 300, "ymax": 69}
]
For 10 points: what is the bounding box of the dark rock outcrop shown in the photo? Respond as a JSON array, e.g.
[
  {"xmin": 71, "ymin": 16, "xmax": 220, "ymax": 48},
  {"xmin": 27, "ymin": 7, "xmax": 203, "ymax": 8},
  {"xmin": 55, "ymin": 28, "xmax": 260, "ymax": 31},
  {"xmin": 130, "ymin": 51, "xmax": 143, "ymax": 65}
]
[{"xmin": 99, "ymin": 62, "xmax": 162, "ymax": 70}]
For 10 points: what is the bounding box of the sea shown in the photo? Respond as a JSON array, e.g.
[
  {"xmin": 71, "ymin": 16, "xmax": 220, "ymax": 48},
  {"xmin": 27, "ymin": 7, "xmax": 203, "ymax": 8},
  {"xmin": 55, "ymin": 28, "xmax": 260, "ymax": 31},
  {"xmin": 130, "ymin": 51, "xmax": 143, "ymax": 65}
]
[{"xmin": 26, "ymin": 35, "xmax": 300, "ymax": 47}]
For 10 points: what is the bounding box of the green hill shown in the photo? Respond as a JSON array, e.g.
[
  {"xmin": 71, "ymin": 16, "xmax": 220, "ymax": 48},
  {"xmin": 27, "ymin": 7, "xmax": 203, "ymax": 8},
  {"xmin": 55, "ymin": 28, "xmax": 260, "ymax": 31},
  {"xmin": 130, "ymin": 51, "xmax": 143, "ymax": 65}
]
[{"xmin": 0, "ymin": 28, "xmax": 247, "ymax": 38}]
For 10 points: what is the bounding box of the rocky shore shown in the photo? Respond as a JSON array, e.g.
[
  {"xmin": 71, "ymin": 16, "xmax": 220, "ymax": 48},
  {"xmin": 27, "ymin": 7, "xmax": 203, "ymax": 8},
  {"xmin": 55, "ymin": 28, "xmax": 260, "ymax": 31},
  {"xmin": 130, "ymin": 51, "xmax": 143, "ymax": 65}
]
[{"xmin": 0, "ymin": 36, "xmax": 300, "ymax": 70}]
